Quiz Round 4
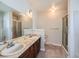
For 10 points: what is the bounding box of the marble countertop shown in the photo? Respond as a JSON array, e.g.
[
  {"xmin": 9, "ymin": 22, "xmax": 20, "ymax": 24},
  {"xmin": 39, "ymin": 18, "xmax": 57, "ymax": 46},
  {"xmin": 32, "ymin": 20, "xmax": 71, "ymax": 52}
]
[
  {"xmin": 0, "ymin": 43, "xmax": 8, "ymax": 51},
  {"xmin": 0, "ymin": 35, "xmax": 40, "ymax": 58}
]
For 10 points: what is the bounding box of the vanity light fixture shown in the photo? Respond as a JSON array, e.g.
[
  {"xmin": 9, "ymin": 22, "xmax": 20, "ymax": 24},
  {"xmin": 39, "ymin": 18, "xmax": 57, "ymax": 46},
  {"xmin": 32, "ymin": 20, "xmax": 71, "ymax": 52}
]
[
  {"xmin": 20, "ymin": 9, "xmax": 32, "ymax": 18},
  {"xmin": 49, "ymin": 6, "xmax": 57, "ymax": 13},
  {"xmin": 28, "ymin": 9, "xmax": 32, "ymax": 17},
  {"xmin": 49, "ymin": 5, "xmax": 57, "ymax": 15}
]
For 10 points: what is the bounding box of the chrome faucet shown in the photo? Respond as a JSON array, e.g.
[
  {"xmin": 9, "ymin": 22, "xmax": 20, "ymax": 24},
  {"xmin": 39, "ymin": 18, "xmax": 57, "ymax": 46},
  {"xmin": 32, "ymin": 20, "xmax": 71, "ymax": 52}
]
[{"xmin": 7, "ymin": 40, "xmax": 14, "ymax": 48}]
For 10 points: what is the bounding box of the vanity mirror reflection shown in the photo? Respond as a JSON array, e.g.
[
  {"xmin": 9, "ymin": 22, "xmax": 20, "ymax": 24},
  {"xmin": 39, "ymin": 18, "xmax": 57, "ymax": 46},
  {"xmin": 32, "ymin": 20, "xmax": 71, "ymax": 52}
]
[
  {"xmin": 12, "ymin": 10, "xmax": 33, "ymax": 38},
  {"xmin": 0, "ymin": 1, "xmax": 32, "ymax": 42},
  {"xmin": 0, "ymin": 2, "xmax": 41, "ymax": 58},
  {"xmin": 12, "ymin": 11, "xmax": 22, "ymax": 38},
  {"xmin": 0, "ymin": 2, "xmax": 12, "ymax": 44}
]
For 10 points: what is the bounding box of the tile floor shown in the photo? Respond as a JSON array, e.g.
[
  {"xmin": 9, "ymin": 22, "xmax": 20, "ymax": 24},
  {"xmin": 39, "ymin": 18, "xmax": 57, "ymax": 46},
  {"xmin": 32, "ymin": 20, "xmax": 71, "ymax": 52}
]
[{"xmin": 37, "ymin": 44, "xmax": 68, "ymax": 58}]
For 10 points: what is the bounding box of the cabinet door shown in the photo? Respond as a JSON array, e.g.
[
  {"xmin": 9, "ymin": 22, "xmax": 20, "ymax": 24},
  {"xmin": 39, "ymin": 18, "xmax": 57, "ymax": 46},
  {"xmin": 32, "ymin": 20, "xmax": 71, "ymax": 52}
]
[
  {"xmin": 19, "ymin": 47, "xmax": 31, "ymax": 58},
  {"xmin": 37, "ymin": 38, "xmax": 40, "ymax": 52},
  {"xmin": 33, "ymin": 43, "xmax": 38, "ymax": 57},
  {"xmin": 29, "ymin": 44, "xmax": 34, "ymax": 58},
  {"xmin": 34, "ymin": 38, "xmax": 40, "ymax": 57},
  {"xmin": 19, "ymin": 38, "xmax": 40, "ymax": 58}
]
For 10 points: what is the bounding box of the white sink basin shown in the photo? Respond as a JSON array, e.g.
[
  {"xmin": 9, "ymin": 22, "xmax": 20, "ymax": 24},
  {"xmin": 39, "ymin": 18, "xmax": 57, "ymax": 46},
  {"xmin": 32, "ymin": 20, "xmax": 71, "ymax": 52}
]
[{"xmin": 1, "ymin": 43, "xmax": 23, "ymax": 56}]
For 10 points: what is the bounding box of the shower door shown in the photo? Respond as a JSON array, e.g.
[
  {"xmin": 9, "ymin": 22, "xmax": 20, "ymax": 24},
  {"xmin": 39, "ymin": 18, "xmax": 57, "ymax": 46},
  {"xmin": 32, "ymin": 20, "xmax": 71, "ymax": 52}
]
[
  {"xmin": 13, "ymin": 20, "xmax": 22, "ymax": 38},
  {"xmin": 0, "ymin": 13, "xmax": 4, "ymax": 42},
  {"xmin": 12, "ymin": 12, "xmax": 22, "ymax": 38},
  {"xmin": 62, "ymin": 15, "xmax": 68, "ymax": 51}
]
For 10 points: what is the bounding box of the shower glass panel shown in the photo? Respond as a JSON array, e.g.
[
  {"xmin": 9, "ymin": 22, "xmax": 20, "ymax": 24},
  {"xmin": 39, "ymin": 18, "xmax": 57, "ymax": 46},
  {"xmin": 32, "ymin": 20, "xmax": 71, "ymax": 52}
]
[
  {"xmin": 13, "ymin": 20, "xmax": 22, "ymax": 38},
  {"xmin": 12, "ymin": 12, "xmax": 22, "ymax": 38},
  {"xmin": 0, "ymin": 12, "xmax": 4, "ymax": 42},
  {"xmin": 62, "ymin": 15, "xmax": 68, "ymax": 51}
]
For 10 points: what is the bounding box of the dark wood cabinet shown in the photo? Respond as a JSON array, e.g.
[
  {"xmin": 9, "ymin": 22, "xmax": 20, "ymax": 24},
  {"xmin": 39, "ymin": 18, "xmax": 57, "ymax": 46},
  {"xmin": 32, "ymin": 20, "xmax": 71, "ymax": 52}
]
[{"xmin": 19, "ymin": 38, "xmax": 40, "ymax": 58}]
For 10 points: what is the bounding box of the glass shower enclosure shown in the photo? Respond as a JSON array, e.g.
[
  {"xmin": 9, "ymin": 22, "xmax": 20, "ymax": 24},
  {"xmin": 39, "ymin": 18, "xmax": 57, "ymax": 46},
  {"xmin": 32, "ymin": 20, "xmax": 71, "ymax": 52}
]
[
  {"xmin": 62, "ymin": 15, "xmax": 68, "ymax": 51},
  {"xmin": 0, "ymin": 12, "xmax": 5, "ymax": 43},
  {"xmin": 12, "ymin": 12, "xmax": 22, "ymax": 38}
]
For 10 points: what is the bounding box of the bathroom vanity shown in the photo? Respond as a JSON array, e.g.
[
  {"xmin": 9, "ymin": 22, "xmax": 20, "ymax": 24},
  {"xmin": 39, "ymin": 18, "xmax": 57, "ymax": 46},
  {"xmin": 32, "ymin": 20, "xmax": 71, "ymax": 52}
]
[
  {"xmin": 0, "ymin": 35, "xmax": 40, "ymax": 58},
  {"xmin": 19, "ymin": 37, "xmax": 40, "ymax": 58}
]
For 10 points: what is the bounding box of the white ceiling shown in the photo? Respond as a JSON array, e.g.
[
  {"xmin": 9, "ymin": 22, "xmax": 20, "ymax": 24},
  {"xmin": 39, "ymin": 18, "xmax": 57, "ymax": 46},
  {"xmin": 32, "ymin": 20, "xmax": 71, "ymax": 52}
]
[
  {"xmin": 0, "ymin": 0, "xmax": 67, "ymax": 13},
  {"xmin": 26, "ymin": 0, "xmax": 68, "ymax": 12}
]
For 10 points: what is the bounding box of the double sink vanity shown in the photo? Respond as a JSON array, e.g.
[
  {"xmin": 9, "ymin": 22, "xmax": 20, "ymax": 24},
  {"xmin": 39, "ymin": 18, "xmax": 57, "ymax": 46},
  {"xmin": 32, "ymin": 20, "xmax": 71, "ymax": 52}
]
[{"xmin": 0, "ymin": 35, "xmax": 40, "ymax": 58}]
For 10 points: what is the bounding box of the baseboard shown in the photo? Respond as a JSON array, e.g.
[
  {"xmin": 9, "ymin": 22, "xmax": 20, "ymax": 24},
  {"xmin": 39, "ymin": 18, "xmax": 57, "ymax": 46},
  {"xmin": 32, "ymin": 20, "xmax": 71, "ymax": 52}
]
[
  {"xmin": 61, "ymin": 45, "xmax": 69, "ymax": 57},
  {"xmin": 45, "ymin": 42, "xmax": 61, "ymax": 46},
  {"xmin": 40, "ymin": 48, "xmax": 45, "ymax": 51}
]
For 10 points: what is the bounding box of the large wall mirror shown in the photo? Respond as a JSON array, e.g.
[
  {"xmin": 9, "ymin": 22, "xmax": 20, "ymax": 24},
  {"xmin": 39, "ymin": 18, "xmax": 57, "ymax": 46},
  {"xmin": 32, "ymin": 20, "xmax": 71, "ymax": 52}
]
[{"xmin": 0, "ymin": 2, "xmax": 32, "ymax": 44}]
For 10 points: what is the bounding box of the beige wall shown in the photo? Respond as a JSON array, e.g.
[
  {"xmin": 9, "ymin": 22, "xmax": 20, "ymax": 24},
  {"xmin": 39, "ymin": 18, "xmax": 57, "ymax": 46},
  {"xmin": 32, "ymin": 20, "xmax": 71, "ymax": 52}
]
[
  {"xmin": 21, "ymin": 15, "xmax": 32, "ymax": 35},
  {"xmin": 35, "ymin": 10, "xmax": 67, "ymax": 46}
]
